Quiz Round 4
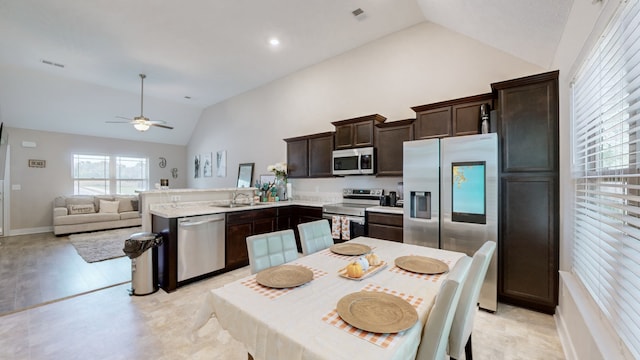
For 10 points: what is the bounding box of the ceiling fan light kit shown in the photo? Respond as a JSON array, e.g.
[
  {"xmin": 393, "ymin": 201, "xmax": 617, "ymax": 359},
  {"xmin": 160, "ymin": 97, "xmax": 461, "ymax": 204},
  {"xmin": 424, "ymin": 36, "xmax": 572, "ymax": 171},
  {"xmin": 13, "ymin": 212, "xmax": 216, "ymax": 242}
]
[
  {"xmin": 133, "ymin": 118, "xmax": 150, "ymax": 132},
  {"xmin": 107, "ymin": 73, "xmax": 174, "ymax": 132}
]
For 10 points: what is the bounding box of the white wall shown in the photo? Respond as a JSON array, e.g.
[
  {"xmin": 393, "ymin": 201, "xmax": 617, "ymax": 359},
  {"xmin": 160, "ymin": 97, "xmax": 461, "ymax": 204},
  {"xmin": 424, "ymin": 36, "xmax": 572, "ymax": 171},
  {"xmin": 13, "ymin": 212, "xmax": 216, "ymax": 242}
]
[
  {"xmin": 187, "ymin": 21, "xmax": 543, "ymax": 194},
  {"xmin": 5, "ymin": 126, "xmax": 187, "ymax": 234},
  {"xmin": 552, "ymin": 0, "xmax": 634, "ymax": 358}
]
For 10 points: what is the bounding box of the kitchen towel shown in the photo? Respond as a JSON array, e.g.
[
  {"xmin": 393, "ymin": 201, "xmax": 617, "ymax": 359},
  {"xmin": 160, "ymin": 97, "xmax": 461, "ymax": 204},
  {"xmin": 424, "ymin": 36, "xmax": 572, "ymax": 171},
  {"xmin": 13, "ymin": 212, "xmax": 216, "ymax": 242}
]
[
  {"xmin": 331, "ymin": 216, "xmax": 341, "ymax": 240},
  {"xmin": 341, "ymin": 216, "xmax": 350, "ymax": 241}
]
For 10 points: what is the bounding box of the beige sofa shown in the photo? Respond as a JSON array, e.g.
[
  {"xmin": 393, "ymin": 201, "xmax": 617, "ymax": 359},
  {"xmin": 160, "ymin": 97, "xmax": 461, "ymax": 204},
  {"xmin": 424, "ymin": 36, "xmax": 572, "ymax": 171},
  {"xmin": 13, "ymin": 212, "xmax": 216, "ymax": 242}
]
[{"xmin": 53, "ymin": 195, "xmax": 141, "ymax": 235}]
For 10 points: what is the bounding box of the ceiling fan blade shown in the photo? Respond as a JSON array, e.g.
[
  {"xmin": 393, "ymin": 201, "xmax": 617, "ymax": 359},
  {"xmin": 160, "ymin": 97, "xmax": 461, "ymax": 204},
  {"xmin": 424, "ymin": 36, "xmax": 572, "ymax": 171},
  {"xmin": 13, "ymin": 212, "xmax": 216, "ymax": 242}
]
[
  {"xmin": 150, "ymin": 123, "xmax": 174, "ymax": 130},
  {"xmin": 115, "ymin": 116, "xmax": 133, "ymax": 121},
  {"xmin": 105, "ymin": 120, "xmax": 132, "ymax": 124}
]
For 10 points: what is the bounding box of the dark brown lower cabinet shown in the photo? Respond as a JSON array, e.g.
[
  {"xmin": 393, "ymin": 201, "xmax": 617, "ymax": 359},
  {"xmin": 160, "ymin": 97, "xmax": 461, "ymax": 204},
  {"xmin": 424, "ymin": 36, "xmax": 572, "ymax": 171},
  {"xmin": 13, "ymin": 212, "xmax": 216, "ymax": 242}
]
[
  {"xmin": 225, "ymin": 208, "xmax": 276, "ymax": 270},
  {"xmin": 154, "ymin": 205, "xmax": 324, "ymax": 290},
  {"xmin": 277, "ymin": 207, "xmax": 292, "ymax": 231},
  {"xmin": 499, "ymin": 176, "xmax": 558, "ymax": 313},
  {"xmin": 153, "ymin": 215, "xmax": 178, "ymax": 292},
  {"xmin": 291, "ymin": 205, "xmax": 323, "ymax": 252},
  {"xmin": 366, "ymin": 211, "xmax": 403, "ymax": 243}
]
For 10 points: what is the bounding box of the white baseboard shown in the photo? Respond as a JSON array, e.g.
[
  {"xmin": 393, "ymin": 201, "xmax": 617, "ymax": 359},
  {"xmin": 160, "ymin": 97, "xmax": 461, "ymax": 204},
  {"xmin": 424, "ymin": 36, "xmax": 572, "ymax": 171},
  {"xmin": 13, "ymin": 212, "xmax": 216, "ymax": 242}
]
[
  {"xmin": 555, "ymin": 306, "xmax": 577, "ymax": 360},
  {"xmin": 7, "ymin": 226, "xmax": 53, "ymax": 236}
]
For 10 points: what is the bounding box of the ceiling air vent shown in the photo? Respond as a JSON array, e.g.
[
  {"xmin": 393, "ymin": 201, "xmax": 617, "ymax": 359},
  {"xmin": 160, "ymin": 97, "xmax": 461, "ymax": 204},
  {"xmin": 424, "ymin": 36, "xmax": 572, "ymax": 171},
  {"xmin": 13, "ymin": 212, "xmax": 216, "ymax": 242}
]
[
  {"xmin": 352, "ymin": 8, "xmax": 364, "ymax": 17},
  {"xmin": 41, "ymin": 59, "xmax": 65, "ymax": 68}
]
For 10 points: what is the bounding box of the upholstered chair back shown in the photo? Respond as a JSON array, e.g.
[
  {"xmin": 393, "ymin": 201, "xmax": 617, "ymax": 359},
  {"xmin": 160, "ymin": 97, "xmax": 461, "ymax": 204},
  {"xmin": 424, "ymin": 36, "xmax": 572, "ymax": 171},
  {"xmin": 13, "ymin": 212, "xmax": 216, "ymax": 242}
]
[
  {"xmin": 246, "ymin": 229, "xmax": 298, "ymax": 274},
  {"xmin": 297, "ymin": 219, "xmax": 334, "ymax": 255},
  {"xmin": 448, "ymin": 241, "xmax": 497, "ymax": 360},
  {"xmin": 415, "ymin": 256, "xmax": 472, "ymax": 360}
]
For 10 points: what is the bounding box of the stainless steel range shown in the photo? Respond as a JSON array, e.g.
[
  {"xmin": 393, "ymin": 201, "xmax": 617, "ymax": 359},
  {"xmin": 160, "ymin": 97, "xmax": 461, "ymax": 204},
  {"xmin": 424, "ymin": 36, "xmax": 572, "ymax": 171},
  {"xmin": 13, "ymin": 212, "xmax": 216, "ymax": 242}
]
[{"xmin": 322, "ymin": 188, "xmax": 383, "ymax": 242}]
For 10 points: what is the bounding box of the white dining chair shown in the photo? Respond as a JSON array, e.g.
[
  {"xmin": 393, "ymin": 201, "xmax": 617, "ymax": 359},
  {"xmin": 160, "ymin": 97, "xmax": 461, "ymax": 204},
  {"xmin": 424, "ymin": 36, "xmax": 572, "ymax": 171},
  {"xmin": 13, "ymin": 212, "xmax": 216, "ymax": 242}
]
[
  {"xmin": 246, "ymin": 229, "xmax": 298, "ymax": 274},
  {"xmin": 297, "ymin": 219, "xmax": 334, "ymax": 255},
  {"xmin": 415, "ymin": 255, "xmax": 472, "ymax": 360},
  {"xmin": 448, "ymin": 241, "xmax": 497, "ymax": 360}
]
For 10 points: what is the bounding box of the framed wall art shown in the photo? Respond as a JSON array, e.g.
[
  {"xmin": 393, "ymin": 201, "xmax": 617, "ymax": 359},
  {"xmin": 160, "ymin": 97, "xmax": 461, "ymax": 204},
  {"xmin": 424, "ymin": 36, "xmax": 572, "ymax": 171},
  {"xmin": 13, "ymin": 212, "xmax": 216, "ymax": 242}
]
[
  {"xmin": 216, "ymin": 150, "xmax": 227, "ymax": 177},
  {"xmin": 203, "ymin": 152, "xmax": 212, "ymax": 177},
  {"xmin": 28, "ymin": 159, "xmax": 46, "ymax": 168},
  {"xmin": 194, "ymin": 154, "xmax": 201, "ymax": 178}
]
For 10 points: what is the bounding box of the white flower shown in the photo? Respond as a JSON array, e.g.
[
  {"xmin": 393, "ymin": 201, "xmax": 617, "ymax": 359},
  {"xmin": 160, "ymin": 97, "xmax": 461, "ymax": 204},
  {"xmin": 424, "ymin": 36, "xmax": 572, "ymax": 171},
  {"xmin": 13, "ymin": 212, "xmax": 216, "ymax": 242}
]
[
  {"xmin": 275, "ymin": 162, "xmax": 287, "ymax": 173},
  {"xmin": 267, "ymin": 162, "xmax": 288, "ymax": 179}
]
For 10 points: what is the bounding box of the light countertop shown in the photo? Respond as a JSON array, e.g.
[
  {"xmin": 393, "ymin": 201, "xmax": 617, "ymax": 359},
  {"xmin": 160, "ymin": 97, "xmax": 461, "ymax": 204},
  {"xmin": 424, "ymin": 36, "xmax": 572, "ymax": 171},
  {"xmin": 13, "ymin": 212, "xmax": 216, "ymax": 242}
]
[
  {"xmin": 149, "ymin": 199, "xmax": 327, "ymax": 218},
  {"xmin": 365, "ymin": 205, "xmax": 404, "ymax": 215},
  {"xmin": 149, "ymin": 198, "xmax": 404, "ymax": 218}
]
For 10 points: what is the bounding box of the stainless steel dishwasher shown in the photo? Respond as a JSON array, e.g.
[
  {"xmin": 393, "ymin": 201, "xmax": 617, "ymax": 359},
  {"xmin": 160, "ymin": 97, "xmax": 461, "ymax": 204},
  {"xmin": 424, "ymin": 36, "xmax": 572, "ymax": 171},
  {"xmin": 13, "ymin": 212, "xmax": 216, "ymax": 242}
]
[{"xmin": 177, "ymin": 213, "xmax": 225, "ymax": 282}]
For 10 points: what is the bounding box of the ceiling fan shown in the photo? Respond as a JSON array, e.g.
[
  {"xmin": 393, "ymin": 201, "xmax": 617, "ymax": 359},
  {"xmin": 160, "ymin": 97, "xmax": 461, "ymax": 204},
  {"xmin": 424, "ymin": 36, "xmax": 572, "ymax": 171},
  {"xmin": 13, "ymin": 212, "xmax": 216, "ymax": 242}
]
[{"xmin": 107, "ymin": 74, "xmax": 173, "ymax": 131}]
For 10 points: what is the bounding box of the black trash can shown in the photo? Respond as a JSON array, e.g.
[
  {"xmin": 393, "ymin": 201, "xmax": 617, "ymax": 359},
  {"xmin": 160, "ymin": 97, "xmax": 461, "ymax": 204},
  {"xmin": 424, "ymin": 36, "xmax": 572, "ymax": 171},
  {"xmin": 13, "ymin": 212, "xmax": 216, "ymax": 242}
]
[{"xmin": 123, "ymin": 232, "xmax": 163, "ymax": 296}]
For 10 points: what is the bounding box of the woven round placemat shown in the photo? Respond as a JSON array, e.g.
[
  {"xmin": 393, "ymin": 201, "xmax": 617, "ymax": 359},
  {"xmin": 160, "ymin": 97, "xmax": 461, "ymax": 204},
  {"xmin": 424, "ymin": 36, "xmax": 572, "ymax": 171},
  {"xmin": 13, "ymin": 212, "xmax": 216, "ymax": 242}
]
[
  {"xmin": 255, "ymin": 265, "xmax": 313, "ymax": 288},
  {"xmin": 394, "ymin": 255, "xmax": 449, "ymax": 275},
  {"xmin": 329, "ymin": 243, "xmax": 372, "ymax": 256},
  {"xmin": 336, "ymin": 291, "xmax": 418, "ymax": 333}
]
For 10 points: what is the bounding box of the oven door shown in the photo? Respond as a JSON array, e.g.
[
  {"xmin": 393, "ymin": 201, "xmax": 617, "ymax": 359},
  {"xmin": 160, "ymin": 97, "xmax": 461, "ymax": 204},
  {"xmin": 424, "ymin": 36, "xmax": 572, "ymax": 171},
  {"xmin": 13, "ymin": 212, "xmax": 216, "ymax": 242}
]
[{"xmin": 322, "ymin": 214, "xmax": 366, "ymax": 242}]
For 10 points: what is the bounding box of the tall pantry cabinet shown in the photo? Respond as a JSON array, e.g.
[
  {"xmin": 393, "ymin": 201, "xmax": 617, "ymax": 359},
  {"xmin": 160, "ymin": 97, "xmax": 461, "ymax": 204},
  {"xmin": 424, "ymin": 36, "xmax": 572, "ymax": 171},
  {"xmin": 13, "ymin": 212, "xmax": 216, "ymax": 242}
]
[{"xmin": 491, "ymin": 71, "xmax": 559, "ymax": 314}]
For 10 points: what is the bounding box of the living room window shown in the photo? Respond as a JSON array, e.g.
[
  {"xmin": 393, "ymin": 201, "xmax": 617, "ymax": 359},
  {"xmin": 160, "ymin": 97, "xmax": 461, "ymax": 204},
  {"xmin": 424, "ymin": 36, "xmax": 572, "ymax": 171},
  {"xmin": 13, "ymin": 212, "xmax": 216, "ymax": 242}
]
[
  {"xmin": 73, "ymin": 154, "xmax": 148, "ymax": 195},
  {"xmin": 571, "ymin": 0, "xmax": 640, "ymax": 357}
]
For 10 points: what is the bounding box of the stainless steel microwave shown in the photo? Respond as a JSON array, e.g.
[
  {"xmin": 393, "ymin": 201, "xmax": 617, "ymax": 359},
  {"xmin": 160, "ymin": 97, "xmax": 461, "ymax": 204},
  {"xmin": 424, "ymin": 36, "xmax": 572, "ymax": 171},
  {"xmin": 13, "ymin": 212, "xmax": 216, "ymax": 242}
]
[{"xmin": 332, "ymin": 147, "xmax": 375, "ymax": 176}]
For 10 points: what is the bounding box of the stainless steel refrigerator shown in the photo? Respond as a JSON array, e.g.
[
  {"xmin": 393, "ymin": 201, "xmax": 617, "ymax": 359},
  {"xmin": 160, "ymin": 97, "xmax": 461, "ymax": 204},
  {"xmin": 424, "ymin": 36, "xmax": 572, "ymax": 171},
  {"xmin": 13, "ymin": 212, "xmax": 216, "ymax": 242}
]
[{"xmin": 403, "ymin": 133, "xmax": 498, "ymax": 311}]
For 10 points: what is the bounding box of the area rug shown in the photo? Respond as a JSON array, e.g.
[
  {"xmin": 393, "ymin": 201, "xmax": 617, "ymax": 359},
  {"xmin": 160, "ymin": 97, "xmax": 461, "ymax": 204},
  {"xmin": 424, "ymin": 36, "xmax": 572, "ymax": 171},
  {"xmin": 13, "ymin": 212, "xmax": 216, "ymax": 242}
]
[{"xmin": 68, "ymin": 227, "xmax": 142, "ymax": 263}]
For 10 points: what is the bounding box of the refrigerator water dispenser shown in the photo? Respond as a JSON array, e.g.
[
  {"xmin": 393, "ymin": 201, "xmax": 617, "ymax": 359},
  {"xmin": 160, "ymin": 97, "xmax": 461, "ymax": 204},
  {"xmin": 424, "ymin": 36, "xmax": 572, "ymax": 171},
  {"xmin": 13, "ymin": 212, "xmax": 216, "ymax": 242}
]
[{"xmin": 410, "ymin": 191, "xmax": 431, "ymax": 219}]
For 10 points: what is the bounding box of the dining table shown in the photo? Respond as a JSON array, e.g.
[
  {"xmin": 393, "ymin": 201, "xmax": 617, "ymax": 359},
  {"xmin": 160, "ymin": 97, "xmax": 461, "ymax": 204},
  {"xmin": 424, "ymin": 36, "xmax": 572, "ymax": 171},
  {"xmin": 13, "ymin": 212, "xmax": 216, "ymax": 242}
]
[{"xmin": 198, "ymin": 236, "xmax": 466, "ymax": 360}]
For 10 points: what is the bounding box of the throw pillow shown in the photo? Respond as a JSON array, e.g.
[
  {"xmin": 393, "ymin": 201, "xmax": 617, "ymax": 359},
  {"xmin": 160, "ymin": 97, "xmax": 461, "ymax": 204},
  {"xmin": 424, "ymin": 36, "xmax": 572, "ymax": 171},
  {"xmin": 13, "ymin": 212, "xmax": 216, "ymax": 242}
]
[
  {"xmin": 65, "ymin": 196, "xmax": 94, "ymax": 207},
  {"xmin": 94, "ymin": 195, "xmax": 114, "ymax": 212},
  {"xmin": 115, "ymin": 196, "xmax": 135, "ymax": 213},
  {"xmin": 68, "ymin": 204, "xmax": 95, "ymax": 215},
  {"xmin": 99, "ymin": 200, "xmax": 120, "ymax": 213}
]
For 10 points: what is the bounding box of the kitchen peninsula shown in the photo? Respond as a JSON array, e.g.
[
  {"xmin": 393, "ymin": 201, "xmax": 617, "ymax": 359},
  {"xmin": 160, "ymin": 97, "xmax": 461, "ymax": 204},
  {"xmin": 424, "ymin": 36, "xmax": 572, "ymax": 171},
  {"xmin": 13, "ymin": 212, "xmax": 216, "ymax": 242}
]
[
  {"xmin": 140, "ymin": 188, "xmax": 403, "ymax": 292},
  {"xmin": 141, "ymin": 188, "xmax": 327, "ymax": 292}
]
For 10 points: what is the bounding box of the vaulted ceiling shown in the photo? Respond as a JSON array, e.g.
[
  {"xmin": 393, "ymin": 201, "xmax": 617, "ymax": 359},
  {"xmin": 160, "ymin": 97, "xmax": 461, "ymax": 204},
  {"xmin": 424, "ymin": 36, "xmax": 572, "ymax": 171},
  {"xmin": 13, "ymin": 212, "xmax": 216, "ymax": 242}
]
[{"xmin": 0, "ymin": 0, "xmax": 574, "ymax": 145}]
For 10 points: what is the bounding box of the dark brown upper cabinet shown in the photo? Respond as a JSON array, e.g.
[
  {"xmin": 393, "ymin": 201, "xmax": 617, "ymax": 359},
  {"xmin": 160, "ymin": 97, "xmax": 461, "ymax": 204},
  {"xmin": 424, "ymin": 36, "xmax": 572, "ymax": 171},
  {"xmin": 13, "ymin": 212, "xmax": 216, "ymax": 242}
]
[
  {"xmin": 332, "ymin": 114, "xmax": 386, "ymax": 149},
  {"xmin": 492, "ymin": 73, "xmax": 559, "ymax": 173},
  {"xmin": 411, "ymin": 93, "xmax": 494, "ymax": 140},
  {"xmin": 284, "ymin": 132, "xmax": 334, "ymax": 178},
  {"xmin": 375, "ymin": 119, "xmax": 414, "ymax": 177},
  {"xmin": 284, "ymin": 136, "xmax": 309, "ymax": 178},
  {"xmin": 308, "ymin": 132, "xmax": 334, "ymax": 177}
]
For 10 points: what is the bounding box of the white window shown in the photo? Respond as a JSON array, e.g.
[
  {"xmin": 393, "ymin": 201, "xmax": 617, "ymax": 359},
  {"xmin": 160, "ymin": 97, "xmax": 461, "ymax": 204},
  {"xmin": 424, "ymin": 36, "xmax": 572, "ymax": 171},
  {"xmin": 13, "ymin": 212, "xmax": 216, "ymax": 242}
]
[
  {"xmin": 571, "ymin": 0, "xmax": 640, "ymax": 357},
  {"xmin": 73, "ymin": 154, "xmax": 148, "ymax": 195}
]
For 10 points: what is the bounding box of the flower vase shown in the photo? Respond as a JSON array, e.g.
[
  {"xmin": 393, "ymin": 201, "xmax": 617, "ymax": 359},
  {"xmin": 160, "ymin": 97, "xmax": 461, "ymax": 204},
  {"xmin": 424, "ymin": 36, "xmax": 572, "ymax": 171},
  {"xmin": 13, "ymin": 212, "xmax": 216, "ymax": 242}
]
[{"xmin": 276, "ymin": 177, "xmax": 287, "ymax": 200}]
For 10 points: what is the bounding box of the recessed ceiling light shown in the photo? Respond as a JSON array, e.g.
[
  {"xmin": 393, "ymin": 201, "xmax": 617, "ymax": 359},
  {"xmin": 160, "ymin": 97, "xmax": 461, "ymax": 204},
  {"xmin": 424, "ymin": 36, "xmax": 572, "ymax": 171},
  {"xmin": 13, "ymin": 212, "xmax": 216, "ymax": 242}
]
[{"xmin": 269, "ymin": 38, "xmax": 280, "ymax": 46}]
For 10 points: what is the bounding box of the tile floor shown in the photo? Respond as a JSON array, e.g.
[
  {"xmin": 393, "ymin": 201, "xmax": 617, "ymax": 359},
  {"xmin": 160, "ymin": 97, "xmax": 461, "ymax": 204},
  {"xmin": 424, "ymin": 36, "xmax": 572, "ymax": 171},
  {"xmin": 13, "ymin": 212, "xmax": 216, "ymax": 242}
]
[
  {"xmin": 0, "ymin": 232, "xmax": 567, "ymax": 359},
  {"xmin": 0, "ymin": 231, "xmax": 130, "ymax": 315}
]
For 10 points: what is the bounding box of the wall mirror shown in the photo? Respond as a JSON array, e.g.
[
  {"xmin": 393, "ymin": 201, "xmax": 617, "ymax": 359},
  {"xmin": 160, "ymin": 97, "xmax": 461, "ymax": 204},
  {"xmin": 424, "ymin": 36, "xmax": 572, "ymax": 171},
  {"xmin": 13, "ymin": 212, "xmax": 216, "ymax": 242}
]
[{"xmin": 237, "ymin": 163, "xmax": 254, "ymax": 188}]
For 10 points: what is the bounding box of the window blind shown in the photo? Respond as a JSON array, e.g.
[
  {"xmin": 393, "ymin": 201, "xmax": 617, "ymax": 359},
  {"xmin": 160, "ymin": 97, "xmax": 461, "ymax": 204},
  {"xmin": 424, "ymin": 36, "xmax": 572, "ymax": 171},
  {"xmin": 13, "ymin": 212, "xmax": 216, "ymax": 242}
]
[
  {"xmin": 73, "ymin": 154, "xmax": 148, "ymax": 195},
  {"xmin": 572, "ymin": 0, "xmax": 640, "ymax": 357}
]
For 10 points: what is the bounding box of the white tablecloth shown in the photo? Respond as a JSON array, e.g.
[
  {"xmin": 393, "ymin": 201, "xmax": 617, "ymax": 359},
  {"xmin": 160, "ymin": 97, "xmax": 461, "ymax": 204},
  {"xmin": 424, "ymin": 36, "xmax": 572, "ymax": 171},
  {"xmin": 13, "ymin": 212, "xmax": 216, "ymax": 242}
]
[{"xmin": 203, "ymin": 237, "xmax": 465, "ymax": 360}]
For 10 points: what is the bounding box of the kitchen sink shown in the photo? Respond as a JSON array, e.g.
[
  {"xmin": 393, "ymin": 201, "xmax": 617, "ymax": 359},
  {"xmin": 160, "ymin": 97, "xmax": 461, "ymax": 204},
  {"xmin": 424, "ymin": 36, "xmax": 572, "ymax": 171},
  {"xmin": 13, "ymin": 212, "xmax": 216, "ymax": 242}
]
[
  {"xmin": 213, "ymin": 202, "xmax": 272, "ymax": 208},
  {"xmin": 213, "ymin": 203, "xmax": 249, "ymax": 208}
]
